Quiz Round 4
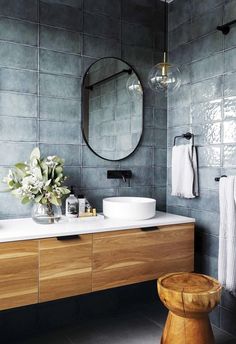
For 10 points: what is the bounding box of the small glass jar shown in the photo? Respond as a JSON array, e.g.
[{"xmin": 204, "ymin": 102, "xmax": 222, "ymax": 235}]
[{"xmin": 32, "ymin": 203, "xmax": 62, "ymax": 225}]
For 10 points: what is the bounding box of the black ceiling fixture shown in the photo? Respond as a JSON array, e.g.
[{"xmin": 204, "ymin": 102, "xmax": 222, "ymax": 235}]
[{"xmin": 217, "ymin": 19, "xmax": 236, "ymax": 35}]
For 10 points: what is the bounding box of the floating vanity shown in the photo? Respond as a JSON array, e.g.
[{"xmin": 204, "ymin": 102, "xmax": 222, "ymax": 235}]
[{"xmin": 0, "ymin": 211, "xmax": 195, "ymax": 311}]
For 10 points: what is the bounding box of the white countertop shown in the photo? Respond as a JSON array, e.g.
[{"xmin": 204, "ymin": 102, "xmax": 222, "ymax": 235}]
[{"xmin": 0, "ymin": 211, "xmax": 195, "ymax": 243}]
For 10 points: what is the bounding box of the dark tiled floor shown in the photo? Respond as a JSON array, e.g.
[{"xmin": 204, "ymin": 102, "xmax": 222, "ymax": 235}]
[{"xmin": 9, "ymin": 303, "xmax": 236, "ymax": 344}]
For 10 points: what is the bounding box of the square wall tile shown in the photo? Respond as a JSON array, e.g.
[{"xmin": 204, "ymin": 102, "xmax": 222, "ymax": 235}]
[
  {"xmin": 40, "ymin": 121, "xmax": 81, "ymax": 144},
  {"xmin": 40, "ymin": 97, "xmax": 80, "ymax": 122},
  {"xmin": 224, "ymin": 96, "xmax": 236, "ymax": 119},
  {"xmin": 0, "ymin": 69, "xmax": 37, "ymax": 94},
  {"xmin": 168, "ymin": 106, "xmax": 190, "ymax": 128},
  {"xmin": 223, "ymin": 120, "xmax": 236, "ymax": 144},
  {"xmin": 0, "ymin": 117, "xmax": 37, "ymax": 142},
  {"xmin": 0, "ymin": 42, "xmax": 37, "ymax": 70},
  {"xmin": 40, "ymin": 74, "xmax": 81, "ymax": 99},
  {"xmin": 191, "ymin": 76, "xmax": 223, "ymax": 103},
  {"xmin": 191, "ymin": 53, "xmax": 224, "ymax": 83},
  {"xmin": 0, "ymin": 93, "xmax": 37, "ymax": 117},
  {"xmin": 223, "ymin": 145, "xmax": 236, "ymax": 167},
  {"xmin": 0, "ymin": 142, "xmax": 36, "ymax": 165},
  {"xmin": 197, "ymin": 146, "xmax": 221, "ymax": 167},
  {"xmin": 40, "ymin": 1, "xmax": 82, "ymax": 31},
  {"xmin": 0, "ymin": 0, "xmax": 38, "ymax": 21},
  {"xmin": 191, "ymin": 6, "xmax": 223, "ymax": 39},
  {"xmin": 130, "ymin": 166, "xmax": 154, "ymax": 186},
  {"xmin": 122, "ymin": 22, "xmax": 153, "ymax": 48},
  {"xmin": 193, "ymin": 122, "xmax": 221, "ymax": 145},
  {"xmin": 40, "ymin": 143, "xmax": 81, "ymax": 166},
  {"xmin": 40, "ymin": 26, "xmax": 81, "ymax": 54},
  {"xmin": 191, "ymin": 32, "xmax": 223, "ymax": 62},
  {"xmin": 122, "ymin": 46, "xmax": 153, "ymax": 69},
  {"xmin": 0, "ymin": 18, "xmax": 37, "ymax": 46},
  {"xmin": 84, "ymin": 12, "xmax": 120, "ymax": 40},
  {"xmin": 191, "ymin": 99, "xmax": 222, "ymax": 124},
  {"xmin": 189, "ymin": 208, "xmax": 220, "ymax": 236},
  {"xmin": 84, "ymin": 35, "xmax": 121, "ymax": 58},
  {"xmin": 40, "ymin": 50, "xmax": 81, "ymax": 77},
  {"xmin": 120, "ymin": 146, "xmax": 153, "ymax": 167}
]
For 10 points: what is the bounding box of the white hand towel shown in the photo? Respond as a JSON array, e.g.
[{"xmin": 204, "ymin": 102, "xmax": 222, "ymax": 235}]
[
  {"xmin": 171, "ymin": 144, "xmax": 198, "ymax": 198},
  {"xmin": 218, "ymin": 176, "xmax": 236, "ymax": 295}
]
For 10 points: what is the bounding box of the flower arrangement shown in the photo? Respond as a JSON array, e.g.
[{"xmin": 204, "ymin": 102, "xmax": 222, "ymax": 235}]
[{"xmin": 3, "ymin": 147, "xmax": 70, "ymax": 220}]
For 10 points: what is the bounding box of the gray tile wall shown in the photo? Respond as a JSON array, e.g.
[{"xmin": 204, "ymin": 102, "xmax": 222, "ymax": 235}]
[
  {"xmin": 0, "ymin": 0, "xmax": 167, "ymax": 218},
  {"xmin": 167, "ymin": 0, "xmax": 236, "ymax": 336}
]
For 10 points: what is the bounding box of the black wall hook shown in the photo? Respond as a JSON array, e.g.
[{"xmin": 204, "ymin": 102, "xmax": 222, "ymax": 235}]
[
  {"xmin": 217, "ymin": 20, "xmax": 236, "ymax": 35},
  {"xmin": 173, "ymin": 132, "xmax": 194, "ymax": 146}
]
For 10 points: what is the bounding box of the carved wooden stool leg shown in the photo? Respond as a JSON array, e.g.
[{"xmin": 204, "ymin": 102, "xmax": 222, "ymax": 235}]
[{"xmin": 161, "ymin": 311, "xmax": 215, "ymax": 344}]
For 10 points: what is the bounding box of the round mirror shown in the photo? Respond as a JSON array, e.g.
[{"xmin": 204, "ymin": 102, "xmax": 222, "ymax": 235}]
[{"xmin": 82, "ymin": 57, "xmax": 143, "ymax": 161}]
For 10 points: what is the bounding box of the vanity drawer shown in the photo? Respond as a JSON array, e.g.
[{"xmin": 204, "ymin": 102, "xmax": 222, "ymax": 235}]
[
  {"xmin": 92, "ymin": 224, "xmax": 194, "ymax": 291},
  {"xmin": 0, "ymin": 240, "xmax": 38, "ymax": 310},
  {"xmin": 39, "ymin": 234, "xmax": 92, "ymax": 302}
]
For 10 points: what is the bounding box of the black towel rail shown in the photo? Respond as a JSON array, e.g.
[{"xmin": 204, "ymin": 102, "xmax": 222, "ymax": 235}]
[{"xmin": 173, "ymin": 132, "xmax": 194, "ymax": 146}]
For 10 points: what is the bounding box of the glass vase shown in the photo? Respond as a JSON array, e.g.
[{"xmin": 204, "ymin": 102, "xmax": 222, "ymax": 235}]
[{"xmin": 32, "ymin": 203, "xmax": 62, "ymax": 225}]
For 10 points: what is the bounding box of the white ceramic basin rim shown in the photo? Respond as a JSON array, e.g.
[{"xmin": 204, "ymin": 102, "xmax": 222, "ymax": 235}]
[{"xmin": 103, "ymin": 197, "xmax": 156, "ymax": 220}]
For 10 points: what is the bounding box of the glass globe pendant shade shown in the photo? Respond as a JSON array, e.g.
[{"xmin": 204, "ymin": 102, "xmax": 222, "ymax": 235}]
[
  {"xmin": 126, "ymin": 73, "xmax": 143, "ymax": 99},
  {"xmin": 148, "ymin": 52, "xmax": 181, "ymax": 95}
]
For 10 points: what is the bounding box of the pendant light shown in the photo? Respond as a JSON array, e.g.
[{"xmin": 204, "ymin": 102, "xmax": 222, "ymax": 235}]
[{"xmin": 148, "ymin": 0, "xmax": 181, "ymax": 94}]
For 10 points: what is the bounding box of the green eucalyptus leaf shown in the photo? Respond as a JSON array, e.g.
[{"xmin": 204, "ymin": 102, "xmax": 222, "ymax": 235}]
[
  {"xmin": 41, "ymin": 197, "xmax": 48, "ymax": 205},
  {"xmin": 50, "ymin": 194, "xmax": 60, "ymax": 206},
  {"xmin": 35, "ymin": 194, "xmax": 43, "ymax": 203},
  {"xmin": 21, "ymin": 197, "xmax": 30, "ymax": 204},
  {"xmin": 55, "ymin": 166, "xmax": 63, "ymax": 175},
  {"xmin": 15, "ymin": 163, "xmax": 28, "ymax": 171}
]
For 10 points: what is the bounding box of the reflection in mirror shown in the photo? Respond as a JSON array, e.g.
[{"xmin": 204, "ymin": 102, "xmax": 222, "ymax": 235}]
[{"xmin": 82, "ymin": 57, "xmax": 143, "ymax": 161}]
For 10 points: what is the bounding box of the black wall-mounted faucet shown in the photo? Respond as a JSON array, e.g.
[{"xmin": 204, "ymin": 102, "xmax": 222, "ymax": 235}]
[{"xmin": 107, "ymin": 170, "xmax": 132, "ymax": 184}]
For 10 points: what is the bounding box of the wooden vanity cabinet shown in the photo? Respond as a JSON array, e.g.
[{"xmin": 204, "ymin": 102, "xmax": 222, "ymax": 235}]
[
  {"xmin": 39, "ymin": 234, "xmax": 92, "ymax": 302},
  {"xmin": 92, "ymin": 223, "xmax": 194, "ymax": 291},
  {"xmin": 0, "ymin": 240, "xmax": 38, "ymax": 311},
  {"xmin": 0, "ymin": 222, "xmax": 194, "ymax": 310}
]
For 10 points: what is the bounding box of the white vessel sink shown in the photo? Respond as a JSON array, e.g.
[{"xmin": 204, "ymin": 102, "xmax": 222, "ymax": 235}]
[{"xmin": 103, "ymin": 197, "xmax": 156, "ymax": 220}]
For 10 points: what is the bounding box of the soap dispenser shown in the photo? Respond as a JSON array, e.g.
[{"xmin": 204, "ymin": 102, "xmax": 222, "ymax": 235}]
[{"xmin": 65, "ymin": 186, "xmax": 78, "ymax": 218}]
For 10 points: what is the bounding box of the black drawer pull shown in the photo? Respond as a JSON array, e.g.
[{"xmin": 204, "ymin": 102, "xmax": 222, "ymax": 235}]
[
  {"xmin": 141, "ymin": 226, "xmax": 159, "ymax": 232},
  {"xmin": 57, "ymin": 235, "xmax": 80, "ymax": 241}
]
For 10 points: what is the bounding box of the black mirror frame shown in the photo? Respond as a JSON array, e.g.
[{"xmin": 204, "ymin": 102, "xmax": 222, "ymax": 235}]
[{"xmin": 81, "ymin": 56, "xmax": 144, "ymax": 162}]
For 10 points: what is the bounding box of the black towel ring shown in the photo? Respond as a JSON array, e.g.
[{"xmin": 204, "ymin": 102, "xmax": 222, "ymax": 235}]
[{"xmin": 173, "ymin": 132, "xmax": 194, "ymax": 146}]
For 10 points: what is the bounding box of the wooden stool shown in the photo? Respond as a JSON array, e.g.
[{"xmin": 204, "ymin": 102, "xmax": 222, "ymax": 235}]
[{"xmin": 158, "ymin": 272, "xmax": 222, "ymax": 344}]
